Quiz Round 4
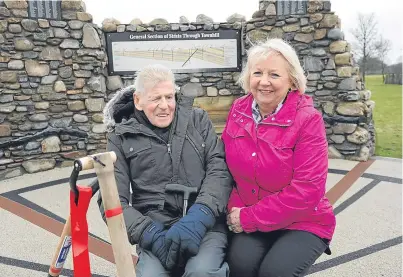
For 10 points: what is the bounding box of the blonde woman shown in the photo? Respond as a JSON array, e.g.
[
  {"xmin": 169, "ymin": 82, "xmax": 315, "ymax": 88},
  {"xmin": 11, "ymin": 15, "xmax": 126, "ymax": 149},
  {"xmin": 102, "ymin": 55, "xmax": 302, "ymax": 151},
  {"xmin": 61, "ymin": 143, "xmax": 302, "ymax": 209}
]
[{"xmin": 222, "ymin": 39, "xmax": 336, "ymax": 277}]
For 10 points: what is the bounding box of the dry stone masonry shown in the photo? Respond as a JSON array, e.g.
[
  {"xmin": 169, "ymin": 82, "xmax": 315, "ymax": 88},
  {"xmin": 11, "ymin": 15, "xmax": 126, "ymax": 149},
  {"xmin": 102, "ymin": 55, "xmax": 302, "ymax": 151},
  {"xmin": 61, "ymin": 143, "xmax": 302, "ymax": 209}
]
[
  {"xmin": 0, "ymin": 0, "xmax": 108, "ymax": 179},
  {"xmin": 0, "ymin": 0, "xmax": 375, "ymax": 179},
  {"xmin": 252, "ymin": 0, "xmax": 375, "ymax": 161}
]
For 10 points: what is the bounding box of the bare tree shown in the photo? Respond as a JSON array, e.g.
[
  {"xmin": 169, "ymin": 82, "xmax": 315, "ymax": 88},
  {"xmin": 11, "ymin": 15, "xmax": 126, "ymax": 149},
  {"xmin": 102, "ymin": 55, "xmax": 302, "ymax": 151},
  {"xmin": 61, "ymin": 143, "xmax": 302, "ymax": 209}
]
[
  {"xmin": 350, "ymin": 13, "xmax": 378, "ymax": 83},
  {"xmin": 375, "ymin": 36, "xmax": 392, "ymax": 82},
  {"xmin": 357, "ymin": 56, "xmax": 383, "ymax": 74}
]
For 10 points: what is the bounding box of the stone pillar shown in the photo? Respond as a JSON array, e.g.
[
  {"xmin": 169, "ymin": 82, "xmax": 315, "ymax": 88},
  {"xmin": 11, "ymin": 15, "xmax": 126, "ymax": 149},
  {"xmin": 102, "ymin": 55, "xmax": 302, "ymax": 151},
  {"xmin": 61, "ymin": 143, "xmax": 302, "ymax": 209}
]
[
  {"xmin": 245, "ymin": 0, "xmax": 374, "ymax": 161},
  {"xmin": 0, "ymin": 0, "xmax": 112, "ymax": 179}
]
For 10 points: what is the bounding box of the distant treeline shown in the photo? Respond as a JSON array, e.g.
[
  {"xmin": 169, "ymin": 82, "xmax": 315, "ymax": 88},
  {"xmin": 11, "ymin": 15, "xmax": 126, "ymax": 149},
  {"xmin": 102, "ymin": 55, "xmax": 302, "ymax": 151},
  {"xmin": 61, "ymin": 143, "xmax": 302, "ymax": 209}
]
[
  {"xmin": 358, "ymin": 57, "xmax": 402, "ymax": 75},
  {"xmin": 384, "ymin": 73, "xmax": 402, "ymax": 85}
]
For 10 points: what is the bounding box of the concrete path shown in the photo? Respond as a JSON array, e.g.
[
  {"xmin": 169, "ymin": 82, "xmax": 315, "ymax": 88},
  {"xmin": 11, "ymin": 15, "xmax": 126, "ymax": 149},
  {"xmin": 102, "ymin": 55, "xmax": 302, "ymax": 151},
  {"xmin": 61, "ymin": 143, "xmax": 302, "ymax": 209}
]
[{"xmin": 0, "ymin": 157, "xmax": 401, "ymax": 276}]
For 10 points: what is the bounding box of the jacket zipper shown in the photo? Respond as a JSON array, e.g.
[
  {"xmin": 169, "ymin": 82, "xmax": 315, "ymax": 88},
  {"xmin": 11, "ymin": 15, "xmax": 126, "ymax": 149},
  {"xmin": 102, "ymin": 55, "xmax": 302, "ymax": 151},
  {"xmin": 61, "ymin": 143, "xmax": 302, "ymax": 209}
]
[
  {"xmin": 186, "ymin": 134, "xmax": 204, "ymax": 167},
  {"xmin": 235, "ymin": 109, "xmax": 291, "ymax": 194},
  {"xmin": 254, "ymin": 120, "xmax": 260, "ymax": 189},
  {"xmin": 167, "ymin": 107, "xmax": 178, "ymax": 155},
  {"xmin": 233, "ymin": 111, "xmax": 261, "ymax": 188},
  {"xmin": 167, "ymin": 128, "xmax": 174, "ymax": 155}
]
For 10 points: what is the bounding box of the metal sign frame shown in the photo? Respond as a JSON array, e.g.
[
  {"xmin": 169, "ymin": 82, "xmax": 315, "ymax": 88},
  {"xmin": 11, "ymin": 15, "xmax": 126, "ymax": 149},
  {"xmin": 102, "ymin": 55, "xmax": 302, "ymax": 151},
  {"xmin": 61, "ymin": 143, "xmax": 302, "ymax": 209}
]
[{"xmin": 105, "ymin": 29, "xmax": 242, "ymax": 75}]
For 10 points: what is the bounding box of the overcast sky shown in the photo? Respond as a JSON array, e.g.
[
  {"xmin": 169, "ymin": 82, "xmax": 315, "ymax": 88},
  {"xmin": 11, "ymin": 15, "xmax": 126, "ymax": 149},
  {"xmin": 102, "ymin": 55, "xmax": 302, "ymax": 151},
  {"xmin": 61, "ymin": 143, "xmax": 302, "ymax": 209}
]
[{"xmin": 84, "ymin": 0, "xmax": 402, "ymax": 64}]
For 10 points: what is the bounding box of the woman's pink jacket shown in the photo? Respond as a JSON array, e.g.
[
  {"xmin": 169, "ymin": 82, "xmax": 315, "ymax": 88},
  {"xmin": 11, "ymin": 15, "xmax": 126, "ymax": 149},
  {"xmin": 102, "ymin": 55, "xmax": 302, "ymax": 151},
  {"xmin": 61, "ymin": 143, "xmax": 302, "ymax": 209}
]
[{"xmin": 221, "ymin": 92, "xmax": 336, "ymax": 240}]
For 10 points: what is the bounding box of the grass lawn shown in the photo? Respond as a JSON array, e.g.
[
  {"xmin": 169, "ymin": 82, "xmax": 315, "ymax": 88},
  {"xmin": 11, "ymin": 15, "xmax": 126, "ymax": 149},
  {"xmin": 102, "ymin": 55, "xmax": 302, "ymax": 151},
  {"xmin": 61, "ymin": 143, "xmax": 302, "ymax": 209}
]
[{"xmin": 365, "ymin": 75, "xmax": 402, "ymax": 158}]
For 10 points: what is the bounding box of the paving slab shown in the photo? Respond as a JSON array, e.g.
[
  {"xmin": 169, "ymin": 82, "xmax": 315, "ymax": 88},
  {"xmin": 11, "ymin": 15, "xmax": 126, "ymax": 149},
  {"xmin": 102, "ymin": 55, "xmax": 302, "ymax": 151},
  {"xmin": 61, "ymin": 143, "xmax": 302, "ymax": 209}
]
[
  {"xmin": 0, "ymin": 157, "xmax": 401, "ymax": 277},
  {"xmin": 20, "ymin": 177, "xmax": 112, "ymax": 243},
  {"xmin": 309, "ymin": 245, "xmax": 402, "ymax": 277},
  {"xmin": 0, "ymin": 209, "xmax": 116, "ymax": 277},
  {"xmin": 331, "ymin": 177, "xmax": 373, "ymax": 209},
  {"xmin": 325, "ymin": 173, "xmax": 346, "ymax": 192},
  {"xmin": 328, "ymin": 159, "xmax": 359, "ymax": 171},
  {"xmin": 314, "ymin": 181, "xmax": 401, "ymax": 264},
  {"xmin": 0, "ymin": 167, "xmax": 90, "ymax": 194},
  {"xmin": 366, "ymin": 159, "xmax": 403, "ymax": 179}
]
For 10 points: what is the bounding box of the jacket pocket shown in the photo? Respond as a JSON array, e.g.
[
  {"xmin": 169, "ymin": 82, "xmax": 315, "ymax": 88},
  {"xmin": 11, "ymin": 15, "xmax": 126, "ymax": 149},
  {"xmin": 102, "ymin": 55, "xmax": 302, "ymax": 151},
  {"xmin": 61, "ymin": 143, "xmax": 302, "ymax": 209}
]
[
  {"xmin": 256, "ymin": 128, "xmax": 296, "ymax": 180},
  {"xmin": 259, "ymin": 126, "xmax": 297, "ymax": 150},
  {"xmin": 122, "ymin": 137, "xmax": 152, "ymax": 159},
  {"xmin": 122, "ymin": 138, "xmax": 159, "ymax": 193},
  {"xmin": 225, "ymin": 122, "xmax": 250, "ymax": 167},
  {"xmin": 225, "ymin": 117, "xmax": 248, "ymax": 139}
]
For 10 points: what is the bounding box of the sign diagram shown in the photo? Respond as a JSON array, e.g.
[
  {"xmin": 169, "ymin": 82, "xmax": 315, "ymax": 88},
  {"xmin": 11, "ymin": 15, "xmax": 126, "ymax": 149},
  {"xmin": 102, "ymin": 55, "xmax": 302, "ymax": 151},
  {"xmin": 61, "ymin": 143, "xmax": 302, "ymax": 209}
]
[{"xmin": 106, "ymin": 30, "xmax": 241, "ymax": 74}]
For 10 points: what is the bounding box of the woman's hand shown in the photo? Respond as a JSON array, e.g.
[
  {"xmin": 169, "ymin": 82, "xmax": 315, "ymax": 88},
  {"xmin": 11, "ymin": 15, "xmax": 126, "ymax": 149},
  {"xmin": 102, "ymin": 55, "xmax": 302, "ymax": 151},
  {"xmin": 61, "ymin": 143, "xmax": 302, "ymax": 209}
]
[{"xmin": 227, "ymin": 207, "xmax": 244, "ymax": 233}]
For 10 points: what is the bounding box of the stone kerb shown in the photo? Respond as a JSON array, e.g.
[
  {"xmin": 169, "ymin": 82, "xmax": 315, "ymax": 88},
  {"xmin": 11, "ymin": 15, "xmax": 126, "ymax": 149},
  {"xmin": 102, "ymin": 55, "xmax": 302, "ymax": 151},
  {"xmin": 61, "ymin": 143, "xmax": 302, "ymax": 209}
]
[
  {"xmin": 249, "ymin": 0, "xmax": 375, "ymax": 161},
  {"xmin": 0, "ymin": 0, "xmax": 109, "ymax": 179}
]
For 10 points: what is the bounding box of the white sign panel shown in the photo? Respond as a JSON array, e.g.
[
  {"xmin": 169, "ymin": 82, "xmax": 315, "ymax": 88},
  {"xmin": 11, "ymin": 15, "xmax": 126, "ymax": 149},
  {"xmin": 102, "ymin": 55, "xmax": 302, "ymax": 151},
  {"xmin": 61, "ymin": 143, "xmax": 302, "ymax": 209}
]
[{"xmin": 106, "ymin": 30, "xmax": 241, "ymax": 74}]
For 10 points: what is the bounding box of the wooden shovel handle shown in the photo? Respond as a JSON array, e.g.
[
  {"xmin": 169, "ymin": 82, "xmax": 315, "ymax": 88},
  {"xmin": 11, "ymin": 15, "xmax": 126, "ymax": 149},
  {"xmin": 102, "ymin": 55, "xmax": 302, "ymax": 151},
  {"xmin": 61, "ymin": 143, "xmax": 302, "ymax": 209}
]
[
  {"xmin": 48, "ymin": 216, "xmax": 72, "ymax": 277},
  {"xmin": 93, "ymin": 151, "xmax": 137, "ymax": 277},
  {"xmin": 77, "ymin": 151, "xmax": 117, "ymax": 171}
]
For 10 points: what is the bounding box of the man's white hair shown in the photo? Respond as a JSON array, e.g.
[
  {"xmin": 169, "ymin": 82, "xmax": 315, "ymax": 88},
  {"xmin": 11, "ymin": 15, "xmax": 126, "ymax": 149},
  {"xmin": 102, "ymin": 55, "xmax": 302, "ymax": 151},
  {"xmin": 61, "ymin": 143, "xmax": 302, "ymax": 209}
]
[
  {"xmin": 237, "ymin": 38, "xmax": 307, "ymax": 94},
  {"xmin": 134, "ymin": 64, "xmax": 179, "ymax": 95},
  {"xmin": 102, "ymin": 64, "xmax": 180, "ymax": 132}
]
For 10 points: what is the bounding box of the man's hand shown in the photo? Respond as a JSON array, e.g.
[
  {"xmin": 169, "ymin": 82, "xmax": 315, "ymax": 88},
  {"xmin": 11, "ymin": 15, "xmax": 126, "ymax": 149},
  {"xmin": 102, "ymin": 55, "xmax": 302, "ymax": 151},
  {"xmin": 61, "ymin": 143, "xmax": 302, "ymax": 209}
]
[
  {"xmin": 227, "ymin": 207, "xmax": 244, "ymax": 233},
  {"xmin": 139, "ymin": 222, "xmax": 169, "ymax": 266},
  {"xmin": 165, "ymin": 204, "xmax": 215, "ymax": 269}
]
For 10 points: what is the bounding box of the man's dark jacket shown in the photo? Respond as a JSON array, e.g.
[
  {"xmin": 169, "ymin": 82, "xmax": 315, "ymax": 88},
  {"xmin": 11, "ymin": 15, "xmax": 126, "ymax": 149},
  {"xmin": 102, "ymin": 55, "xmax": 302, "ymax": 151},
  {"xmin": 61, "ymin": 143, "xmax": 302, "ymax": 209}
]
[{"xmin": 98, "ymin": 85, "xmax": 233, "ymax": 245}]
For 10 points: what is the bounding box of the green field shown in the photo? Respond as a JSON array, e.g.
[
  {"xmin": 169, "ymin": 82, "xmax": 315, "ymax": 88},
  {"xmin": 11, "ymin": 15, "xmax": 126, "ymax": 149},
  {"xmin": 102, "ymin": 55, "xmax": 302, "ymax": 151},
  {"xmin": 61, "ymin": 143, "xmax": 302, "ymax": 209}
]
[{"xmin": 365, "ymin": 75, "xmax": 402, "ymax": 158}]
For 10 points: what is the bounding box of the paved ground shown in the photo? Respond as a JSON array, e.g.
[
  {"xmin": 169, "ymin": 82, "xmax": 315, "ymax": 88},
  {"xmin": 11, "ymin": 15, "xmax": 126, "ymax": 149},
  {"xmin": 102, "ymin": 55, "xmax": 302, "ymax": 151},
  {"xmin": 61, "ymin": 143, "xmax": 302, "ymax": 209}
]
[{"xmin": 0, "ymin": 157, "xmax": 401, "ymax": 276}]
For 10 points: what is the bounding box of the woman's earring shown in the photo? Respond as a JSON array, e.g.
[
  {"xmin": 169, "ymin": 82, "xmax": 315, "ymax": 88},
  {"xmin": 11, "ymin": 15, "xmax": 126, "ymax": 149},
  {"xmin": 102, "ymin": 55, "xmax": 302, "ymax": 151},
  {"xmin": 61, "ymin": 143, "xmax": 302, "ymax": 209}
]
[{"xmin": 287, "ymin": 88, "xmax": 292, "ymax": 93}]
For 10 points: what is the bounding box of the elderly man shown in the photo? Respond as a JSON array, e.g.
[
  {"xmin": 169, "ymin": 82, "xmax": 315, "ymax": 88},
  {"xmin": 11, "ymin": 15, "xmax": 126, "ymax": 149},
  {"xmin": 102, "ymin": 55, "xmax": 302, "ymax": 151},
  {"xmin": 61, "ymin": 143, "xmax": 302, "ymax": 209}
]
[{"xmin": 98, "ymin": 64, "xmax": 233, "ymax": 277}]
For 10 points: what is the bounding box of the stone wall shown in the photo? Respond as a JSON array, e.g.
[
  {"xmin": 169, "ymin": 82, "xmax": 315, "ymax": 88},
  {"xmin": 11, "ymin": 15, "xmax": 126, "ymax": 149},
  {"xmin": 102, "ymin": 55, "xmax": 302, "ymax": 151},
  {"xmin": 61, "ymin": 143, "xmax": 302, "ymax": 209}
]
[
  {"xmin": 0, "ymin": 0, "xmax": 375, "ymax": 180},
  {"xmin": 0, "ymin": 0, "xmax": 110, "ymax": 179},
  {"xmin": 251, "ymin": 0, "xmax": 375, "ymax": 161}
]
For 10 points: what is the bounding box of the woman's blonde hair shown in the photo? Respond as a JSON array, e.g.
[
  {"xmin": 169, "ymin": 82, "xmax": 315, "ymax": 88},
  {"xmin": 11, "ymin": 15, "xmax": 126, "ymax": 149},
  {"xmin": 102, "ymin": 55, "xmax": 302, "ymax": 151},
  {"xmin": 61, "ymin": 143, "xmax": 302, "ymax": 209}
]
[{"xmin": 237, "ymin": 38, "xmax": 307, "ymax": 94}]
